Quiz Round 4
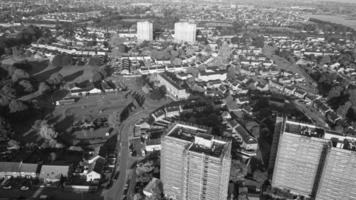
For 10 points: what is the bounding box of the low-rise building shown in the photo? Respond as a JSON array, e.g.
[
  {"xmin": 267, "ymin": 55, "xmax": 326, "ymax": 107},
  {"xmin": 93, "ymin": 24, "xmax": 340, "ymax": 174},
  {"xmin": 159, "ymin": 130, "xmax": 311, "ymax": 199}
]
[
  {"xmin": 156, "ymin": 72, "xmax": 190, "ymax": 100},
  {"xmin": 19, "ymin": 163, "xmax": 39, "ymax": 178},
  {"xmin": 39, "ymin": 164, "xmax": 71, "ymax": 183}
]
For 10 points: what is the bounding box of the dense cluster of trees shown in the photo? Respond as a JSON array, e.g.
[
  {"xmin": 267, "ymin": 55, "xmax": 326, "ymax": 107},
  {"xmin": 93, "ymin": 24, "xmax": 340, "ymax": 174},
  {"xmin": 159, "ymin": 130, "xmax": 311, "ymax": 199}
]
[
  {"xmin": 120, "ymin": 102, "xmax": 136, "ymax": 123},
  {"xmin": 309, "ymin": 18, "xmax": 356, "ymax": 35},
  {"xmin": 0, "ymin": 57, "xmax": 67, "ymax": 151},
  {"xmin": 150, "ymin": 86, "xmax": 166, "ymax": 100},
  {"xmin": 230, "ymin": 159, "xmax": 248, "ymax": 182},
  {"xmin": 179, "ymin": 104, "xmax": 224, "ymax": 136},
  {"xmin": 91, "ymin": 65, "xmax": 109, "ymax": 84},
  {"xmin": 0, "ymin": 25, "xmax": 45, "ymax": 57},
  {"xmin": 305, "ymin": 51, "xmax": 356, "ymax": 123},
  {"xmin": 33, "ymin": 120, "xmax": 64, "ymax": 148}
]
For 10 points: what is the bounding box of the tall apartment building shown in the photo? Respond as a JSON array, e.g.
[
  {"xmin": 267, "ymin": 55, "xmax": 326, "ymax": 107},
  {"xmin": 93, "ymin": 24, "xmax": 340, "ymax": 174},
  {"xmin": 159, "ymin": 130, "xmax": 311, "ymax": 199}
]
[
  {"xmin": 161, "ymin": 123, "xmax": 231, "ymax": 200},
  {"xmin": 271, "ymin": 117, "xmax": 356, "ymax": 199},
  {"xmin": 268, "ymin": 115, "xmax": 285, "ymax": 176},
  {"xmin": 316, "ymin": 145, "xmax": 356, "ymax": 200},
  {"xmin": 137, "ymin": 21, "xmax": 153, "ymax": 41},
  {"xmin": 174, "ymin": 22, "xmax": 196, "ymax": 43}
]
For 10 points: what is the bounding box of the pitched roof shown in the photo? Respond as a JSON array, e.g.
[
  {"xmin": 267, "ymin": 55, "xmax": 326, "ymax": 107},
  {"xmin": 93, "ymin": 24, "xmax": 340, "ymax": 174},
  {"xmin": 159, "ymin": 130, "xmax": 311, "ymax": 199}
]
[
  {"xmin": 40, "ymin": 164, "xmax": 70, "ymax": 179},
  {"xmin": 0, "ymin": 162, "xmax": 19, "ymax": 172},
  {"xmin": 19, "ymin": 163, "xmax": 38, "ymax": 173}
]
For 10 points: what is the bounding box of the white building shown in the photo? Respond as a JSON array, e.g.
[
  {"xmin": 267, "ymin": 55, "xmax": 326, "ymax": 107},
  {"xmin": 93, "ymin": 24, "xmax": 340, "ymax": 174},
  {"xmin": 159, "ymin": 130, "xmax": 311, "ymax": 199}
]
[
  {"xmin": 174, "ymin": 22, "xmax": 196, "ymax": 43},
  {"xmin": 197, "ymin": 68, "xmax": 227, "ymax": 82},
  {"xmin": 137, "ymin": 21, "xmax": 153, "ymax": 41},
  {"xmin": 156, "ymin": 72, "xmax": 190, "ymax": 100}
]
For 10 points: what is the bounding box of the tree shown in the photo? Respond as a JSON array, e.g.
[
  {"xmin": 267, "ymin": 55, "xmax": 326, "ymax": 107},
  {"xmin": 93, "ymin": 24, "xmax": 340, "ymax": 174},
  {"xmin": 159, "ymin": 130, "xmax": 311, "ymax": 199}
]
[
  {"xmin": 230, "ymin": 159, "xmax": 247, "ymax": 182},
  {"xmin": 1, "ymin": 84, "xmax": 16, "ymax": 99},
  {"xmin": 11, "ymin": 69, "xmax": 29, "ymax": 83},
  {"xmin": 227, "ymin": 65, "xmax": 236, "ymax": 81},
  {"xmin": 18, "ymin": 79, "xmax": 34, "ymax": 93},
  {"xmin": 0, "ymin": 94, "xmax": 11, "ymax": 107},
  {"xmin": 88, "ymin": 56, "xmax": 103, "ymax": 67},
  {"xmin": 251, "ymin": 36, "xmax": 265, "ymax": 48},
  {"xmin": 9, "ymin": 100, "xmax": 28, "ymax": 113},
  {"xmin": 47, "ymin": 73, "xmax": 64, "ymax": 86},
  {"xmin": 349, "ymin": 89, "xmax": 356, "ymax": 107},
  {"xmin": 320, "ymin": 55, "xmax": 331, "ymax": 65},
  {"xmin": 169, "ymin": 49, "xmax": 179, "ymax": 58},
  {"xmin": 108, "ymin": 111, "xmax": 121, "ymax": 128},
  {"xmin": 336, "ymin": 101, "xmax": 352, "ymax": 118},
  {"xmin": 327, "ymin": 85, "xmax": 343, "ymax": 100},
  {"xmin": 0, "ymin": 116, "xmax": 12, "ymax": 141},
  {"xmin": 172, "ymin": 58, "xmax": 182, "ymax": 65},
  {"xmin": 34, "ymin": 120, "xmax": 64, "ymax": 148},
  {"xmin": 39, "ymin": 120, "xmax": 58, "ymax": 140},
  {"xmin": 92, "ymin": 71, "xmax": 104, "ymax": 83},
  {"xmin": 118, "ymin": 44, "xmax": 127, "ymax": 53},
  {"xmin": 158, "ymin": 85, "xmax": 167, "ymax": 96},
  {"xmin": 37, "ymin": 82, "xmax": 51, "ymax": 94}
]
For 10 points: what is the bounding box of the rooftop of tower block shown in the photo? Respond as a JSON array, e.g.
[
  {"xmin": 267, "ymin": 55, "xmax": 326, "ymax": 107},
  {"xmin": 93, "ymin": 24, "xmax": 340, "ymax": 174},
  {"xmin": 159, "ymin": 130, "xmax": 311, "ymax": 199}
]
[
  {"xmin": 188, "ymin": 139, "xmax": 228, "ymax": 158},
  {"xmin": 167, "ymin": 123, "xmax": 211, "ymax": 142}
]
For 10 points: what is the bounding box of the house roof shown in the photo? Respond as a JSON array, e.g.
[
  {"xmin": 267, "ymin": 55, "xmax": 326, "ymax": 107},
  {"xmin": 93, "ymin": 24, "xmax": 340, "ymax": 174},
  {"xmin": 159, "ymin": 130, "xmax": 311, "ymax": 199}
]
[
  {"xmin": 19, "ymin": 163, "xmax": 38, "ymax": 173},
  {"xmin": 40, "ymin": 164, "xmax": 70, "ymax": 179},
  {"xmin": 146, "ymin": 138, "xmax": 161, "ymax": 146},
  {"xmin": 0, "ymin": 162, "xmax": 19, "ymax": 173},
  {"xmin": 143, "ymin": 178, "xmax": 161, "ymax": 195}
]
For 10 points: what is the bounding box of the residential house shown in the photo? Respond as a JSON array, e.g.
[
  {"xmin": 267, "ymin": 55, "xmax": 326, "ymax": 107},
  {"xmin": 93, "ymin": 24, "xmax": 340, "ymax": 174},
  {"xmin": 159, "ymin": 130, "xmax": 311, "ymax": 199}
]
[
  {"xmin": 326, "ymin": 111, "xmax": 342, "ymax": 125},
  {"xmin": 284, "ymin": 86, "xmax": 296, "ymax": 96},
  {"xmin": 234, "ymin": 94, "xmax": 249, "ymax": 105},
  {"xmin": 269, "ymin": 80, "xmax": 284, "ymax": 92},
  {"xmin": 256, "ymin": 82, "xmax": 269, "ymax": 92},
  {"xmin": 151, "ymin": 109, "xmax": 166, "ymax": 122},
  {"xmin": 86, "ymin": 158, "xmax": 105, "ymax": 182},
  {"xmin": 0, "ymin": 162, "xmax": 20, "ymax": 178},
  {"xmin": 313, "ymin": 100, "xmax": 332, "ymax": 116},
  {"xmin": 69, "ymin": 86, "xmax": 89, "ymax": 96},
  {"xmin": 145, "ymin": 138, "xmax": 161, "ymax": 152},
  {"xmin": 19, "ymin": 163, "xmax": 39, "ymax": 178},
  {"xmin": 294, "ymin": 89, "xmax": 307, "ymax": 99},
  {"xmin": 143, "ymin": 178, "xmax": 162, "ymax": 198}
]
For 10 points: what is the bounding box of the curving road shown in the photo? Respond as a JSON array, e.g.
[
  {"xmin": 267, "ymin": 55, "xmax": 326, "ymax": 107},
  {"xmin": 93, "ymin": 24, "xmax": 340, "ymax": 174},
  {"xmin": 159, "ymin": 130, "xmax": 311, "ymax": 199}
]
[
  {"xmin": 105, "ymin": 109, "xmax": 146, "ymax": 200},
  {"xmin": 104, "ymin": 97, "xmax": 169, "ymax": 200}
]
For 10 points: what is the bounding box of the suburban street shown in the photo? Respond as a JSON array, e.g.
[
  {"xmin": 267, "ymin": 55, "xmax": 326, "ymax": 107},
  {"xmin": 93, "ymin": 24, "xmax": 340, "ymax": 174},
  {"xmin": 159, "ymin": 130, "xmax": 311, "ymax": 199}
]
[{"xmin": 104, "ymin": 96, "xmax": 170, "ymax": 200}]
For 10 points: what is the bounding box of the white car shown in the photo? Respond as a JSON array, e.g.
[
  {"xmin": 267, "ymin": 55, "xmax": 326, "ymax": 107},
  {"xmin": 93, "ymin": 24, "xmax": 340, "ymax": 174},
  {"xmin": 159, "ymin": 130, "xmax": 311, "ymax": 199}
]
[
  {"xmin": 2, "ymin": 184, "xmax": 11, "ymax": 190},
  {"xmin": 20, "ymin": 185, "xmax": 29, "ymax": 191}
]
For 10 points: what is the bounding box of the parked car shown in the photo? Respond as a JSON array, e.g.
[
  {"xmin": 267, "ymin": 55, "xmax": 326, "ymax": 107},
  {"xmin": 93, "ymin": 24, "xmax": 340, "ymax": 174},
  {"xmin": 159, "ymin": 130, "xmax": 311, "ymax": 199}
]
[
  {"xmin": 107, "ymin": 158, "xmax": 116, "ymax": 168},
  {"xmin": 2, "ymin": 178, "xmax": 13, "ymax": 190},
  {"xmin": 20, "ymin": 179, "xmax": 31, "ymax": 191}
]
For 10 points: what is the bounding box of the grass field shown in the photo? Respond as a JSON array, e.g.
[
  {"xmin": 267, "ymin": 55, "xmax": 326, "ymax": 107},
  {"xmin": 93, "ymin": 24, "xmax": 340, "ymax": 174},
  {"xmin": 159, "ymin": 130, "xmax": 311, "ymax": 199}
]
[
  {"xmin": 51, "ymin": 92, "xmax": 132, "ymax": 147},
  {"xmin": 306, "ymin": 14, "xmax": 356, "ymax": 31}
]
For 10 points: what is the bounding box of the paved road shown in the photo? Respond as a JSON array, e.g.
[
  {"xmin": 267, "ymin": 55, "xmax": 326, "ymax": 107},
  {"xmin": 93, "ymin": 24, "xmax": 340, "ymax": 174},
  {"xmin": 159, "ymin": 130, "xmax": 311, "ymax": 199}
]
[
  {"xmin": 126, "ymin": 167, "xmax": 137, "ymax": 200},
  {"xmin": 104, "ymin": 96, "xmax": 167, "ymax": 200},
  {"xmin": 105, "ymin": 109, "xmax": 147, "ymax": 200}
]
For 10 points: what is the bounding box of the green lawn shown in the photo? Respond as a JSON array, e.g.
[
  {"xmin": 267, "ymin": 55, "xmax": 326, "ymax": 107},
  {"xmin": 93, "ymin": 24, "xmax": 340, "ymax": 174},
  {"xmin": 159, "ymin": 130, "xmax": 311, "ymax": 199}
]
[{"xmin": 51, "ymin": 92, "xmax": 131, "ymax": 147}]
